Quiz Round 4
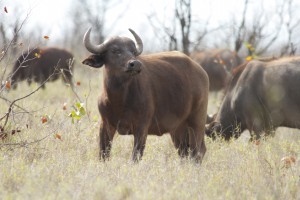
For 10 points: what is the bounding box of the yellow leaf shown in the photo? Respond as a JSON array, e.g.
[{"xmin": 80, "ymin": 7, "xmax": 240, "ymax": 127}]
[
  {"xmin": 34, "ymin": 53, "xmax": 41, "ymax": 58},
  {"xmin": 245, "ymin": 43, "xmax": 252, "ymax": 48},
  {"xmin": 246, "ymin": 56, "xmax": 253, "ymax": 61}
]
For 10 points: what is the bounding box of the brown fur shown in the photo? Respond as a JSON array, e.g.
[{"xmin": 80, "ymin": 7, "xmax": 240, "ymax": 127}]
[
  {"xmin": 9, "ymin": 47, "xmax": 74, "ymax": 89},
  {"xmin": 191, "ymin": 49, "xmax": 242, "ymax": 91},
  {"xmin": 82, "ymin": 33, "xmax": 209, "ymax": 163},
  {"xmin": 206, "ymin": 56, "xmax": 300, "ymax": 140}
]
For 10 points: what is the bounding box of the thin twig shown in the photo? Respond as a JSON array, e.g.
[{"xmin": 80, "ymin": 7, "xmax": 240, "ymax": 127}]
[
  {"xmin": 0, "ymin": 12, "xmax": 30, "ymax": 83},
  {"xmin": 85, "ymin": 80, "xmax": 92, "ymax": 121},
  {"xmin": 0, "ymin": 71, "xmax": 57, "ymax": 128},
  {"xmin": 60, "ymin": 58, "xmax": 82, "ymax": 102},
  {"xmin": 0, "ymin": 121, "xmax": 64, "ymax": 148},
  {"xmin": 0, "ymin": 95, "xmax": 30, "ymax": 113},
  {"xmin": 68, "ymin": 81, "xmax": 82, "ymax": 102}
]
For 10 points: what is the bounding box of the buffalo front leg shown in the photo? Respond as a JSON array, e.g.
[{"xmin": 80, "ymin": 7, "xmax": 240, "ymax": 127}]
[
  {"xmin": 132, "ymin": 128, "xmax": 148, "ymax": 162},
  {"xmin": 99, "ymin": 121, "xmax": 115, "ymax": 161}
]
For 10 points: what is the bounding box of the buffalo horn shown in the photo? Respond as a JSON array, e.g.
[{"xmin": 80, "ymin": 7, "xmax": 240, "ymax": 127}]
[
  {"xmin": 128, "ymin": 28, "xmax": 143, "ymax": 56},
  {"xmin": 83, "ymin": 27, "xmax": 106, "ymax": 54}
]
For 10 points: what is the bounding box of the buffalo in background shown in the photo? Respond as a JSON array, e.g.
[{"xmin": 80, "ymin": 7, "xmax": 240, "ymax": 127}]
[
  {"xmin": 191, "ymin": 49, "xmax": 242, "ymax": 91},
  {"xmin": 206, "ymin": 56, "xmax": 300, "ymax": 141},
  {"xmin": 8, "ymin": 47, "xmax": 74, "ymax": 89},
  {"xmin": 82, "ymin": 28, "xmax": 209, "ymax": 163}
]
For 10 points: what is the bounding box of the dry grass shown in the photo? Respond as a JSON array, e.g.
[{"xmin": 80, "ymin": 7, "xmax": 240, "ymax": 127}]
[{"xmin": 0, "ymin": 67, "xmax": 299, "ymax": 200}]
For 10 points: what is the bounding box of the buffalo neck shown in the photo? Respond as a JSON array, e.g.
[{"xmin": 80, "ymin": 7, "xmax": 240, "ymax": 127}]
[{"xmin": 103, "ymin": 68, "xmax": 139, "ymax": 102}]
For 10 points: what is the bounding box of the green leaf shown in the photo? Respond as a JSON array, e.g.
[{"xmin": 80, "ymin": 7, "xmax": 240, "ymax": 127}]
[
  {"xmin": 79, "ymin": 107, "xmax": 86, "ymax": 115},
  {"xmin": 68, "ymin": 102, "xmax": 86, "ymax": 124},
  {"xmin": 75, "ymin": 102, "xmax": 81, "ymax": 109}
]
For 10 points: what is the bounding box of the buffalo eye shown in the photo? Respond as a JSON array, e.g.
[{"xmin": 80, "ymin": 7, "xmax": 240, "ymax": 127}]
[
  {"xmin": 129, "ymin": 47, "xmax": 137, "ymax": 56},
  {"xmin": 111, "ymin": 48, "xmax": 121, "ymax": 55}
]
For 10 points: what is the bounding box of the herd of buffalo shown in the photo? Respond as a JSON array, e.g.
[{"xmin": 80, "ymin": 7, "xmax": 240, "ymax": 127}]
[{"xmin": 3, "ymin": 28, "xmax": 300, "ymax": 163}]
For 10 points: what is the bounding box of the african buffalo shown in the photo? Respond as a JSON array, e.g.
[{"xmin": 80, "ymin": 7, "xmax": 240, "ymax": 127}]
[
  {"xmin": 206, "ymin": 57, "xmax": 300, "ymax": 140},
  {"xmin": 191, "ymin": 49, "xmax": 242, "ymax": 91},
  {"xmin": 8, "ymin": 47, "xmax": 74, "ymax": 89},
  {"xmin": 82, "ymin": 28, "xmax": 209, "ymax": 163}
]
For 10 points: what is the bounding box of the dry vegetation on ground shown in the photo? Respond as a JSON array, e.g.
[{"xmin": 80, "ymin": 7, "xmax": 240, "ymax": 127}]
[{"xmin": 0, "ymin": 66, "xmax": 299, "ymax": 200}]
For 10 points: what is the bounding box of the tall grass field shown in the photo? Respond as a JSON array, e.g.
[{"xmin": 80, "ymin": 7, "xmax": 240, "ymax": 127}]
[{"xmin": 0, "ymin": 66, "xmax": 299, "ymax": 200}]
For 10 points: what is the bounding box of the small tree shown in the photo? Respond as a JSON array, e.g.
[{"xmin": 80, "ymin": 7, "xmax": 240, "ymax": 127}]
[
  {"xmin": 230, "ymin": 0, "xmax": 285, "ymax": 57},
  {"xmin": 175, "ymin": 0, "xmax": 192, "ymax": 55},
  {"xmin": 148, "ymin": 0, "xmax": 194, "ymax": 55},
  {"xmin": 279, "ymin": 0, "xmax": 300, "ymax": 56},
  {"xmin": 65, "ymin": 0, "xmax": 125, "ymax": 56}
]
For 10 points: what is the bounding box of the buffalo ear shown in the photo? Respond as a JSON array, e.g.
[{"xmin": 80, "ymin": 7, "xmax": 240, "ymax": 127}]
[{"xmin": 82, "ymin": 55, "xmax": 104, "ymax": 68}]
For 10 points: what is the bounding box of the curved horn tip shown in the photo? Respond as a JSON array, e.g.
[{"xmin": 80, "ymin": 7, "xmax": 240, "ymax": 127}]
[
  {"xmin": 87, "ymin": 27, "xmax": 92, "ymax": 35},
  {"xmin": 128, "ymin": 28, "xmax": 134, "ymax": 34},
  {"xmin": 85, "ymin": 27, "xmax": 93, "ymax": 35},
  {"xmin": 83, "ymin": 27, "xmax": 92, "ymax": 43},
  {"xmin": 83, "ymin": 26, "xmax": 107, "ymax": 54},
  {"xmin": 128, "ymin": 28, "xmax": 143, "ymax": 55}
]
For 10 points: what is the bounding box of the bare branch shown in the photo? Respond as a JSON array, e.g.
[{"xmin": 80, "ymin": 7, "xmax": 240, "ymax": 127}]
[
  {"xmin": 147, "ymin": 13, "xmax": 177, "ymax": 51},
  {"xmin": 279, "ymin": 0, "xmax": 300, "ymax": 56},
  {"xmin": 0, "ymin": 12, "xmax": 30, "ymax": 84},
  {"xmin": 0, "ymin": 69, "xmax": 58, "ymax": 129},
  {"xmin": 175, "ymin": 0, "xmax": 192, "ymax": 55},
  {"xmin": 234, "ymin": 0, "xmax": 249, "ymax": 52},
  {"xmin": 0, "ymin": 95, "xmax": 29, "ymax": 113},
  {"xmin": 0, "ymin": 120, "xmax": 66, "ymax": 149}
]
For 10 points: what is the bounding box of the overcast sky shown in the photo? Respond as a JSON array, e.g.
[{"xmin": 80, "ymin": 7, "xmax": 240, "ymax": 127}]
[
  {"xmin": 1, "ymin": 0, "xmax": 254, "ymax": 37},
  {"xmin": 1, "ymin": 0, "xmax": 300, "ymax": 53}
]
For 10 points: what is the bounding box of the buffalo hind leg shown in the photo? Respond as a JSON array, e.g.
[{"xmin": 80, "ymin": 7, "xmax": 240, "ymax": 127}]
[
  {"xmin": 187, "ymin": 108, "xmax": 207, "ymax": 164},
  {"xmin": 170, "ymin": 124, "xmax": 189, "ymax": 158},
  {"xmin": 99, "ymin": 121, "xmax": 115, "ymax": 161}
]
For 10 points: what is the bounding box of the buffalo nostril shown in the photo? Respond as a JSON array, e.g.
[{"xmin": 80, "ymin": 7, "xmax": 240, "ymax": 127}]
[
  {"xmin": 126, "ymin": 60, "xmax": 141, "ymax": 74},
  {"xmin": 129, "ymin": 62, "xmax": 135, "ymax": 67}
]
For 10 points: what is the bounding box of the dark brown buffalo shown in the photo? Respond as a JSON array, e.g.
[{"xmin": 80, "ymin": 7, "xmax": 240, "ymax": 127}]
[
  {"xmin": 206, "ymin": 57, "xmax": 300, "ymax": 140},
  {"xmin": 9, "ymin": 47, "xmax": 74, "ymax": 88},
  {"xmin": 191, "ymin": 49, "xmax": 242, "ymax": 91},
  {"xmin": 82, "ymin": 28, "xmax": 209, "ymax": 162}
]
